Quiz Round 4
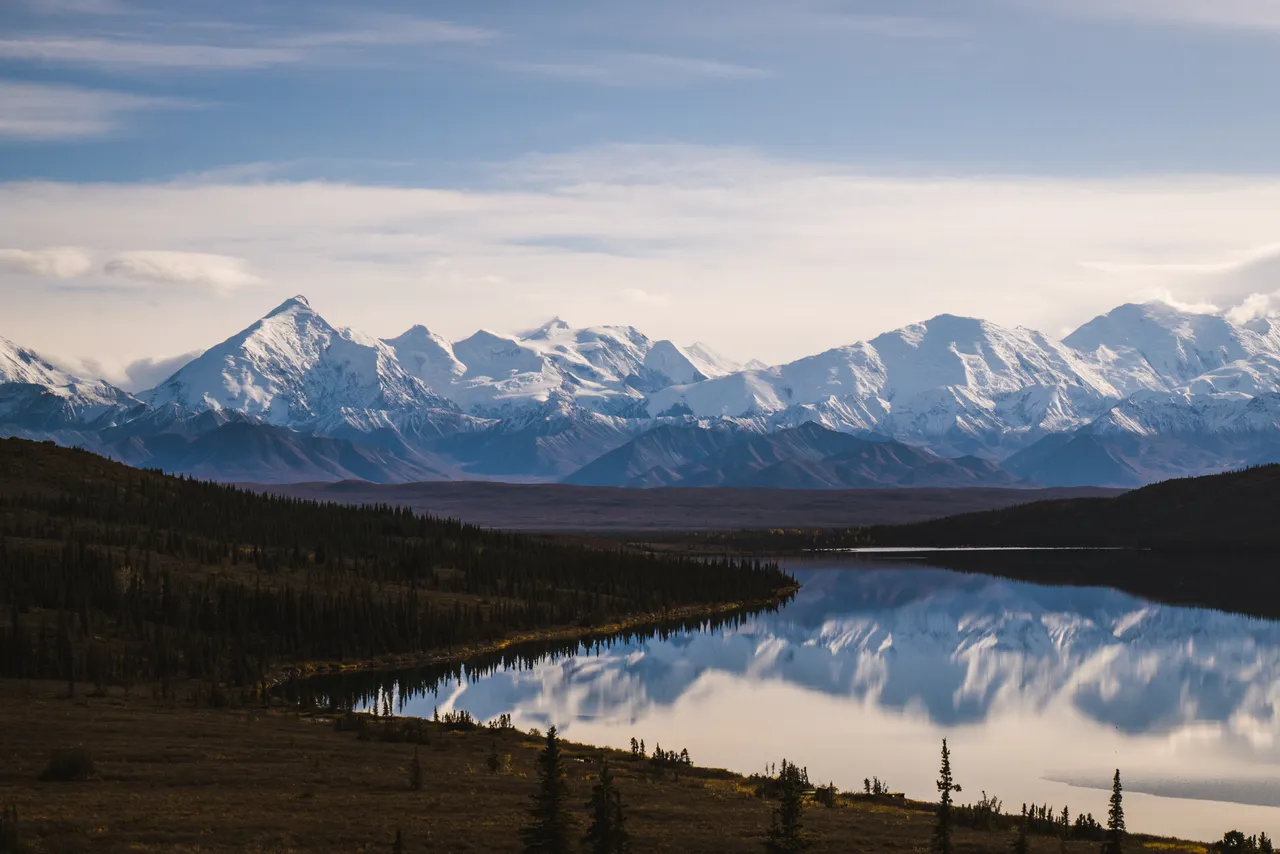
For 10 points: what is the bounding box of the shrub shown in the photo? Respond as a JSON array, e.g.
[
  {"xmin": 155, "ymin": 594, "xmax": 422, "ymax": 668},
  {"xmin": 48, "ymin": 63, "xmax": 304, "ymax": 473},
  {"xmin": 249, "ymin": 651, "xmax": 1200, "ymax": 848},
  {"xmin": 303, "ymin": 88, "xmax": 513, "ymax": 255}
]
[{"xmin": 39, "ymin": 748, "xmax": 95, "ymax": 782}]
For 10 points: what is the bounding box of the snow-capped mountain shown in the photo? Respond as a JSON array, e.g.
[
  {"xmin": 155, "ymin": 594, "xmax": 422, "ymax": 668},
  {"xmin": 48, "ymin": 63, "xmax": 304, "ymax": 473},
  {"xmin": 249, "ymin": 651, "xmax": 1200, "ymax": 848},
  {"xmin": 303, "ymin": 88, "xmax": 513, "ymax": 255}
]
[
  {"xmin": 0, "ymin": 335, "xmax": 139, "ymax": 430},
  {"xmin": 647, "ymin": 314, "xmax": 1127, "ymax": 456},
  {"xmin": 1064, "ymin": 302, "xmax": 1280, "ymax": 392},
  {"xmin": 9, "ymin": 294, "xmax": 1280, "ymax": 485},
  {"xmin": 145, "ymin": 296, "xmax": 456, "ymax": 426}
]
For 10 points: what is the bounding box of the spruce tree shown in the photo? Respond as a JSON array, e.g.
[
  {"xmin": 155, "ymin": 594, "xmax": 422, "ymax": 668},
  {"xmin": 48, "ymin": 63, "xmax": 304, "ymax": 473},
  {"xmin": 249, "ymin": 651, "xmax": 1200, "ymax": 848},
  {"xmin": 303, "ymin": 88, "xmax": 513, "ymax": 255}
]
[
  {"xmin": 932, "ymin": 739, "xmax": 962, "ymax": 854},
  {"xmin": 584, "ymin": 759, "xmax": 630, "ymax": 854},
  {"xmin": 1101, "ymin": 769, "xmax": 1125, "ymax": 854},
  {"xmin": 521, "ymin": 725, "xmax": 571, "ymax": 854},
  {"xmin": 1011, "ymin": 805, "xmax": 1029, "ymax": 854},
  {"xmin": 764, "ymin": 760, "xmax": 810, "ymax": 853}
]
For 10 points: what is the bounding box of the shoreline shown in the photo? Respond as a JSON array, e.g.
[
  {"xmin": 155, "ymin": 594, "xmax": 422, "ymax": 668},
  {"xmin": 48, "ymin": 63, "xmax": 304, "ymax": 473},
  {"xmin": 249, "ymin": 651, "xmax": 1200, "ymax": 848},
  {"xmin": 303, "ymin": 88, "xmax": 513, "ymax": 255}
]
[{"xmin": 269, "ymin": 583, "xmax": 801, "ymax": 688}]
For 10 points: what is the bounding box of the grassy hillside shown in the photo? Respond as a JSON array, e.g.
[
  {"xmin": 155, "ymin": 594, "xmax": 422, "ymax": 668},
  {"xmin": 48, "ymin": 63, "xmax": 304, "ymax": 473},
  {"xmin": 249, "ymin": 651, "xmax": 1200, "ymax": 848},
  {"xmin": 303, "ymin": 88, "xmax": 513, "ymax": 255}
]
[{"xmin": 0, "ymin": 438, "xmax": 792, "ymax": 696}]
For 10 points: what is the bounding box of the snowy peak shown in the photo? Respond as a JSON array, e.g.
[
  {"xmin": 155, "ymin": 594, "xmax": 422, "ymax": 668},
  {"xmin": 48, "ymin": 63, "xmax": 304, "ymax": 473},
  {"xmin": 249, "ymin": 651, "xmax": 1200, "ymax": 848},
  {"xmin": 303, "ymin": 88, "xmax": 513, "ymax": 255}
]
[
  {"xmin": 0, "ymin": 335, "xmax": 71, "ymax": 388},
  {"xmin": 385, "ymin": 325, "xmax": 466, "ymax": 394},
  {"xmin": 1065, "ymin": 301, "xmax": 1264, "ymax": 390},
  {"xmin": 641, "ymin": 340, "xmax": 735, "ymax": 387},
  {"xmin": 266, "ymin": 294, "xmax": 311, "ymax": 316},
  {"xmin": 144, "ymin": 295, "xmax": 451, "ymax": 426},
  {"xmin": 0, "ymin": 334, "xmax": 138, "ymax": 429}
]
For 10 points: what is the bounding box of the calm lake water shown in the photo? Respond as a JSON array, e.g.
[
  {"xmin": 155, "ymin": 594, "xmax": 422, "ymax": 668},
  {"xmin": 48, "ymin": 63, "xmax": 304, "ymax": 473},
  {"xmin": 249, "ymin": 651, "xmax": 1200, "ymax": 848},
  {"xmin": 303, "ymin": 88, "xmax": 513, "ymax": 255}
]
[{"xmin": 302, "ymin": 558, "xmax": 1280, "ymax": 841}]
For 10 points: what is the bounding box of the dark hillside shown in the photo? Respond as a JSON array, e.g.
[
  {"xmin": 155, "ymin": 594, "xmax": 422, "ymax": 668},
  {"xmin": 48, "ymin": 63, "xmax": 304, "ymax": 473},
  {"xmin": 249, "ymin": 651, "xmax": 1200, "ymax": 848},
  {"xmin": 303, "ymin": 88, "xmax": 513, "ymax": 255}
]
[
  {"xmin": 0, "ymin": 438, "xmax": 791, "ymax": 695},
  {"xmin": 866, "ymin": 463, "xmax": 1280, "ymax": 552}
]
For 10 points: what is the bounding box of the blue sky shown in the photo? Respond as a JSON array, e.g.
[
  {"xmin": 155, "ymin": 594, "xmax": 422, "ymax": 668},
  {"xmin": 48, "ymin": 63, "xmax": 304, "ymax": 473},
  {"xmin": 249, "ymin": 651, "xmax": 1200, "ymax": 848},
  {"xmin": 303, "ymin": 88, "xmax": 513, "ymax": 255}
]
[{"xmin": 5, "ymin": 0, "xmax": 1280, "ymax": 385}]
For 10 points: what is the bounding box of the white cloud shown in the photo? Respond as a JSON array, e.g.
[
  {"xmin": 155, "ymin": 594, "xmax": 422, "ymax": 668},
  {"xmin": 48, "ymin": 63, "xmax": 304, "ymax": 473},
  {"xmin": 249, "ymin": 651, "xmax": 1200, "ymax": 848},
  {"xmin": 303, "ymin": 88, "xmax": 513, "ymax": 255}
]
[
  {"xmin": 1225, "ymin": 293, "xmax": 1277, "ymax": 325},
  {"xmin": 0, "ymin": 16, "xmax": 496, "ymax": 72},
  {"xmin": 1035, "ymin": 0, "xmax": 1280, "ymax": 34},
  {"xmin": 0, "ymin": 81, "xmax": 184, "ymax": 139},
  {"xmin": 281, "ymin": 16, "xmax": 498, "ymax": 48},
  {"xmin": 0, "ymin": 246, "xmax": 93, "ymax": 277},
  {"xmin": 6, "ymin": 145, "xmax": 1280, "ymax": 367},
  {"xmin": 103, "ymin": 251, "xmax": 264, "ymax": 293},
  {"xmin": 0, "ymin": 38, "xmax": 300, "ymax": 69},
  {"xmin": 520, "ymin": 52, "xmax": 770, "ymax": 85}
]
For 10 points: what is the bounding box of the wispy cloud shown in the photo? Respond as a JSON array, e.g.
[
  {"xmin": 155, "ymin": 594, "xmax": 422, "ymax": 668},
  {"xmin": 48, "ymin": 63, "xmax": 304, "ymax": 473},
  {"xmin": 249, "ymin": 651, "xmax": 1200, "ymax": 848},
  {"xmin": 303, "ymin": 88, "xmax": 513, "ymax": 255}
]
[
  {"xmin": 0, "ymin": 38, "xmax": 299, "ymax": 69},
  {"xmin": 280, "ymin": 15, "xmax": 498, "ymax": 48},
  {"xmin": 0, "ymin": 81, "xmax": 185, "ymax": 139},
  {"xmin": 1033, "ymin": 0, "xmax": 1280, "ymax": 34},
  {"xmin": 103, "ymin": 251, "xmax": 264, "ymax": 293},
  {"xmin": 16, "ymin": 0, "xmax": 131, "ymax": 14},
  {"xmin": 518, "ymin": 52, "xmax": 770, "ymax": 86},
  {"xmin": 0, "ymin": 246, "xmax": 93, "ymax": 277},
  {"xmin": 8, "ymin": 145, "xmax": 1280, "ymax": 366},
  {"xmin": 0, "ymin": 14, "xmax": 498, "ymax": 72}
]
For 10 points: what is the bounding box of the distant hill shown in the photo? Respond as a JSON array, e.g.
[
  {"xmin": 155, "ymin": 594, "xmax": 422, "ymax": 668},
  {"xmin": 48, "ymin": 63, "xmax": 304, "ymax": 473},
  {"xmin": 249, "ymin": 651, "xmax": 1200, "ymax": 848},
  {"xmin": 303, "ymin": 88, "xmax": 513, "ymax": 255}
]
[
  {"xmin": 566, "ymin": 422, "xmax": 1024, "ymax": 489},
  {"xmin": 867, "ymin": 463, "xmax": 1280, "ymax": 552}
]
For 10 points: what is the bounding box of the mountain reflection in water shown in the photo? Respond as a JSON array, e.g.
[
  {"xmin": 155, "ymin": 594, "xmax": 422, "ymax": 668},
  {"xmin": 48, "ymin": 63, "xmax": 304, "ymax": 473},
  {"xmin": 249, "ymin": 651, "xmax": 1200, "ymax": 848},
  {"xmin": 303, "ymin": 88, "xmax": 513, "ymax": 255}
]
[{"xmin": 296, "ymin": 559, "xmax": 1280, "ymax": 840}]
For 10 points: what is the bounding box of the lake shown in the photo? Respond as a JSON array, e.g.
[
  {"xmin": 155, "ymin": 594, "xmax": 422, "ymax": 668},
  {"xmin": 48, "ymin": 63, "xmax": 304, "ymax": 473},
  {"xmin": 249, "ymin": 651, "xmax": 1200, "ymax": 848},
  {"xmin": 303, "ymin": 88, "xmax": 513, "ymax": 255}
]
[{"xmin": 297, "ymin": 557, "xmax": 1280, "ymax": 841}]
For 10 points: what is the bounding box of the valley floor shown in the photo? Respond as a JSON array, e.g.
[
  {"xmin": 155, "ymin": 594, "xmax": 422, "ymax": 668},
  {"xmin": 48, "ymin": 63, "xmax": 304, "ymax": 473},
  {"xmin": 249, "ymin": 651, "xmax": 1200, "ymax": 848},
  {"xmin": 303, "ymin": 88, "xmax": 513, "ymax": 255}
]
[{"xmin": 0, "ymin": 682, "xmax": 1207, "ymax": 854}]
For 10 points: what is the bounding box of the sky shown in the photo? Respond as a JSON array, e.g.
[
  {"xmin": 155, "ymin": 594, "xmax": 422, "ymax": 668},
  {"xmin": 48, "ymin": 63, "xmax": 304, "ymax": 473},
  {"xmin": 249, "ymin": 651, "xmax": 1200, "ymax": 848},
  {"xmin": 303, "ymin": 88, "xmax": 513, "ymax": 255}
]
[{"xmin": 4, "ymin": 0, "xmax": 1280, "ymax": 389}]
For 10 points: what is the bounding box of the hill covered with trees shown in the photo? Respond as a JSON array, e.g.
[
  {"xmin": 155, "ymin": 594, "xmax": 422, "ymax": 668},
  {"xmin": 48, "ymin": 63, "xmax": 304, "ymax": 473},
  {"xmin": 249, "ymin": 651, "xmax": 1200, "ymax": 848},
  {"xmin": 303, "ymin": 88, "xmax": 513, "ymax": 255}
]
[
  {"xmin": 0, "ymin": 438, "xmax": 792, "ymax": 697},
  {"xmin": 863, "ymin": 463, "xmax": 1280, "ymax": 552}
]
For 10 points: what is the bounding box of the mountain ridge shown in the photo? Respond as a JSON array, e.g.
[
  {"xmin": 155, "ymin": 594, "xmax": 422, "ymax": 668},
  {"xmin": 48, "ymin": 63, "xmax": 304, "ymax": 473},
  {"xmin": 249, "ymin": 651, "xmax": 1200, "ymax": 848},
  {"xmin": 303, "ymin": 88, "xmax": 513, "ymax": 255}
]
[{"xmin": 6, "ymin": 296, "xmax": 1280, "ymax": 485}]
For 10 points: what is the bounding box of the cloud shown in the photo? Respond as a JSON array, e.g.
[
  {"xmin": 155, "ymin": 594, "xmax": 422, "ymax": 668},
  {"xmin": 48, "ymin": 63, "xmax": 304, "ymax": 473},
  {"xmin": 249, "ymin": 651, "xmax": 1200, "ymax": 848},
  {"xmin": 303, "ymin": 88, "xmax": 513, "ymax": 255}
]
[
  {"xmin": 0, "ymin": 246, "xmax": 92, "ymax": 277},
  {"xmin": 1034, "ymin": 0, "xmax": 1280, "ymax": 34},
  {"xmin": 103, "ymin": 251, "xmax": 264, "ymax": 293},
  {"xmin": 520, "ymin": 52, "xmax": 770, "ymax": 85},
  {"xmin": 16, "ymin": 0, "xmax": 129, "ymax": 13},
  {"xmin": 1225, "ymin": 293, "xmax": 1276, "ymax": 325},
  {"xmin": 0, "ymin": 81, "xmax": 185, "ymax": 139},
  {"xmin": 114, "ymin": 350, "xmax": 203, "ymax": 391},
  {"xmin": 50, "ymin": 349, "xmax": 202, "ymax": 390},
  {"xmin": 0, "ymin": 16, "xmax": 496, "ymax": 72},
  {"xmin": 0, "ymin": 38, "xmax": 300, "ymax": 69},
  {"xmin": 281, "ymin": 16, "xmax": 498, "ymax": 48},
  {"xmin": 8, "ymin": 145, "xmax": 1280, "ymax": 367}
]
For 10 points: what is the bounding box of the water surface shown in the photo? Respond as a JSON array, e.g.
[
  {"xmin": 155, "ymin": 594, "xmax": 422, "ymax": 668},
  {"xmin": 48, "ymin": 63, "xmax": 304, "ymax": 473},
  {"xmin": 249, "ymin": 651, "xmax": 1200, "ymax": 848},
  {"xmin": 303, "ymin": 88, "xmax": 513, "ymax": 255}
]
[{"xmin": 302, "ymin": 558, "xmax": 1280, "ymax": 841}]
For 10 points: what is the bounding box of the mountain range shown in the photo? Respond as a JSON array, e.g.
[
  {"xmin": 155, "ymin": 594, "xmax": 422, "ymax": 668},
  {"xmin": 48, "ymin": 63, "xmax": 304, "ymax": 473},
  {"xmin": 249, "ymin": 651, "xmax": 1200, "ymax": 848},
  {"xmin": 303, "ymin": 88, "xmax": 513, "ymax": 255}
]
[{"xmin": 6, "ymin": 295, "xmax": 1280, "ymax": 487}]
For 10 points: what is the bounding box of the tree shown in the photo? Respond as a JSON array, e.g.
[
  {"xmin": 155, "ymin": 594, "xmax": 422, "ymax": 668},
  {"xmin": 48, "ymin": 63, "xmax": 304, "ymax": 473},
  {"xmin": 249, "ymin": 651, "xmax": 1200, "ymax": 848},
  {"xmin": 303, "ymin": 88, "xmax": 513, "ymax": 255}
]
[
  {"xmin": 392, "ymin": 829, "xmax": 404, "ymax": 854},
  {"xmin": 764, "ymin": 759, "xmax": 811, "ymax": 853},
  {"xmin": 932, "ymin": 739, "xmax": 962, "ymax": 854},
  {"xmin": 521, "ymin": 726, "xmax": 572, "ymax": 854},
  {"xmin": 584, "ymin": 759, "xmax": 630, "ymax": 854},
  {"xmin": 1101, "ymin": 769, "xmax": 1125, "ymax": 854},
  {"xmin": 1010, "ymin": 805, "xmax": 1029, "ymax": 854}
]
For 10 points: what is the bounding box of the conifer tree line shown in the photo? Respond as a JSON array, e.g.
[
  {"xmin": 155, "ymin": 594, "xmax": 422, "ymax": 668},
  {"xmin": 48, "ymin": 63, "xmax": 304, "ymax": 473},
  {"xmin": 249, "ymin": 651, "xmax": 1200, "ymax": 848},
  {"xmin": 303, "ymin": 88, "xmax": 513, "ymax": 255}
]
[{"xmin": 0, "ymin": 440, "xmax": 793, "ymax": 694}]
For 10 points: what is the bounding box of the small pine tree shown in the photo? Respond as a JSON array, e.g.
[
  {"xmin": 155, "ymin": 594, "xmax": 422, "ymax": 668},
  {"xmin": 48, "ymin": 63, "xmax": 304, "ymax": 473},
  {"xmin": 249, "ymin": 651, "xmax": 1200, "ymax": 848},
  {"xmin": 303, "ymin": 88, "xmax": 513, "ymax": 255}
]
[
  {"xmin": 409, "ymin": 746, "xmax": 422, "ymax": 791},
  {"xmin": 1261, "ymin": 832, "xmax": 1274, "ymax": 854},
  {"xmin": 932, "ymin": 739, "xmax": 962, "ymax": 854},
  {"xmin": 1011, "ymin": 805, "xmax": 1029, "ymax": 854},
  {"xmin": 1101, "ymin": 769, "xmax": 1125, "ymax": 854},
  {"xmin": 764, "ymin": 760, "xmax": 811, "ymax": 853},
  {"xmin": 521, "ymin": 725, "xmax": 572, "ymax": 854},
  {"xmin": 584, "ymin": 759, "xmax": 630, "ymax": 854}
]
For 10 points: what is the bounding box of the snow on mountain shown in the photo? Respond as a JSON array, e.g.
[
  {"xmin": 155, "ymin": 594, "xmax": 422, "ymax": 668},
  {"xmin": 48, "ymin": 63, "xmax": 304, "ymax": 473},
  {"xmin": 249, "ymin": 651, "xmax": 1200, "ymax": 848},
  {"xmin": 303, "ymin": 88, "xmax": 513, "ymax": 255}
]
[
  {"xmin": 384, "ymin": 325, "xmax": 466, "ymax": 395},
  {"xmin": 1064, "ymin": 302, "xmax": 1275, "ymax": 392},
  {"xmin": 647, "ymin": 315, "xmax": 1126, "ymax": 455},
  {"xmin": 144, "ymin": 296, "xmax": 454, "ymax": 426},
  {"xmin": 444, "ymin": 319, "xmax": 656, "ymax": 416},
  {"xmin": 0, "ymin": 334, "xmax": 139, "ymax": 429}
]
